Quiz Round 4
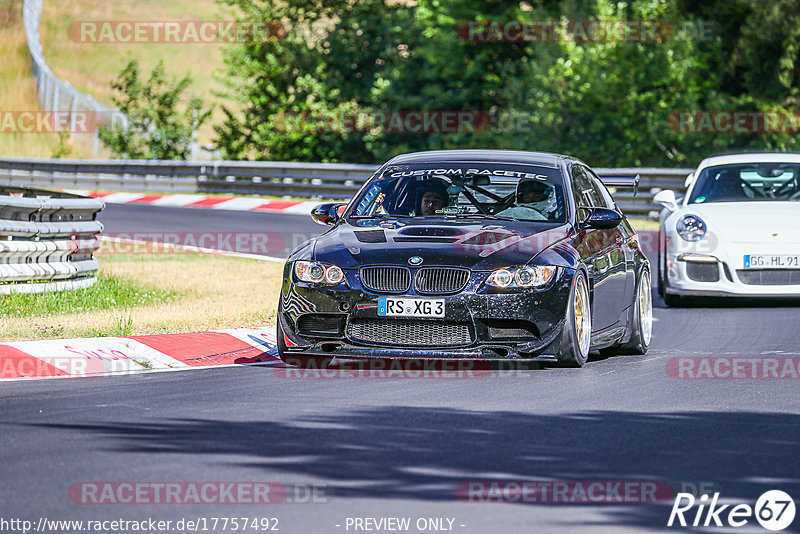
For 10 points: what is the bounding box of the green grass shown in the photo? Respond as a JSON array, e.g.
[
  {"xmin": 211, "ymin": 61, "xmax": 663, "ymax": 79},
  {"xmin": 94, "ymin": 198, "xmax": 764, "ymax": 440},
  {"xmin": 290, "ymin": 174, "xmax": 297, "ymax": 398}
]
[
  {"xmin": 2, "ymin": 271, "xmax": 178, "ymax": 318},
  {"xmin": 2, "ymin": 271, "xmax": 180, "ymax": 338},
  {"xmin": 39, "ymin": 0, "xmax": 236, "ymax": 147},
  {"xmin": 629, "ymin": 218, "xmax": 659, "ymax": 231},
  {"xmin": 1, "ymin": 249, "xmax": 284, "ymax": 341},
  {"xmin": 0, "ymin": 0, "xmax": 236, "ymax": 158},
  {"xmin": 0, "ymin": 0, "xmax": 96, "ymax": 158}
]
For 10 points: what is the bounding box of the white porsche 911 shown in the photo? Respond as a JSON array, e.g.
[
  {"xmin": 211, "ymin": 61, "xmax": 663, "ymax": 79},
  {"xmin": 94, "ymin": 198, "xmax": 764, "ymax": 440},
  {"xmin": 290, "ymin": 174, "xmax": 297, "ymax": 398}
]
[{"xmin": 654, "ymin": 153, "xmax": 800, "ymax": 305}]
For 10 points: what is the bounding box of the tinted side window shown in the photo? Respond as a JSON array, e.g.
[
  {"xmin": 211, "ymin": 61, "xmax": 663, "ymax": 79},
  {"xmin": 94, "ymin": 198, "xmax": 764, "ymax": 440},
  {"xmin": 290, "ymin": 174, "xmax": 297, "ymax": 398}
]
[
  {"xmin": 570, "ymin": 165, "xmax": 601, "ymax": 208},
  {"xmin": 582, "ymin": 166, "xmax": 616, "ymax": 209}
]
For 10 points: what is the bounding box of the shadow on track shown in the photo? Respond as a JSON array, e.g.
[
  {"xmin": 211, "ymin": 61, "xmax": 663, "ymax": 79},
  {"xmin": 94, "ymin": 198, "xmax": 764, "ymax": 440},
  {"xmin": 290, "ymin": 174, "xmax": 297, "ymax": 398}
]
[
  {"xmin": 652, "ymin": 282, "xmax": 800, "ymax": 310},
  {"xmin": 657, "ymin": 296, "xmax": 800, "ymax": 309},
  {"xmin": 33, "ymin": 409, "xmax": 800, "ymax": 531}
]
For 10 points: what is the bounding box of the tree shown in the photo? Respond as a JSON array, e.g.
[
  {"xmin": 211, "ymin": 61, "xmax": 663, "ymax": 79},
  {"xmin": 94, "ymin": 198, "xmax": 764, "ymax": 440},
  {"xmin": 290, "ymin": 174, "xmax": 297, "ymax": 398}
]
[
  {"xmin": 216, "ymin": 0, "xmax": 541, "ymax": 162},
  {"xmin": 215, "ymin": 0, "xmax": 800, "ymax": 165},
  {"xmin": 99, "ymin": 61, "xmax": 210, "ymax": 160}
]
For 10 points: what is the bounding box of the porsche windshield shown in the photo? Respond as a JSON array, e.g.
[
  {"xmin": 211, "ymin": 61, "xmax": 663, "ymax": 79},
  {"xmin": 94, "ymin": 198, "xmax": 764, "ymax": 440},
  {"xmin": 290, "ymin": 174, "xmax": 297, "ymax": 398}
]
[
  {"xmin": 689, "ymin": 163, "xmax": 800, "ymax": 203},
  {"xmin": 350, "ymin": 163, "xmax": 566, "ymax": 222}
]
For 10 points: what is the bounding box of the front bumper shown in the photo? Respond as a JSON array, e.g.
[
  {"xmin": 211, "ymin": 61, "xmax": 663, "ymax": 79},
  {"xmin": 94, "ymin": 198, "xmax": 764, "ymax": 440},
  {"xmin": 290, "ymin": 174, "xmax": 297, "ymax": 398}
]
[
  {"xmin": 665, "ymin": 240, "xmax": 800, "ymax": 297},
  {"xmin": 280, "ymin": 267, "xmax": 572, "ymax": 360}
]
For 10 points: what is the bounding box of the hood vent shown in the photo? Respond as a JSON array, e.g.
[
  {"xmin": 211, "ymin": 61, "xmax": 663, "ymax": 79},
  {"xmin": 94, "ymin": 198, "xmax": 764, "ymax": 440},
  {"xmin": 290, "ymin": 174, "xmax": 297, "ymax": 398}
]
[
  {"xmin": 398, "ymin": 227, "xmax": 464, "ymax": 237},
  {"xmin": 394, "ymin": 236, "xmax": 457, "ymax": 243},
  {"xmin": 354, "ymin": 230, "xmax": 387, "ymax": 243}
]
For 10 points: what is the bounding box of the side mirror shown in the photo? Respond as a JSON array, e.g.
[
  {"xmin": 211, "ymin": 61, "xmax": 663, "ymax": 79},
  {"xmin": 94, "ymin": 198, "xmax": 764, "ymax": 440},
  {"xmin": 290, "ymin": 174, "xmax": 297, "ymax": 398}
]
[
  {"xmin": 684, "ymin": 173, "xmax": 695, "ymax": 188},
  {"xmin": 311, "ymin": 203, "xmax": 346, "ymax": 225},
  {"xmin": 653, "ymin": 189, "xmax": 679, "ymax": 212},
  {"xmin": 579, "ymin": 207, "xmax": 622, "ymax": 230}
]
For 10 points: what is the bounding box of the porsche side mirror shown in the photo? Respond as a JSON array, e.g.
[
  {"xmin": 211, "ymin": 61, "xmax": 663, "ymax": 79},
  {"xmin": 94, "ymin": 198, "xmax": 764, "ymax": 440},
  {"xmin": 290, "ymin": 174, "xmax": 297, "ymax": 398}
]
[
  {"xmin": 653, "ymin": 189, "xmax": 679, "ymax": 212},
  {"xmin": 580, "ymin": 207, "xmax": 622, "ymax": 230},
  {"xmin": 311, "ymin": 203, "xmax": 345, "ymax": 225},
  {"xmin": 684, "ymin": 173, "xmax": 695, "ymax": 188}
]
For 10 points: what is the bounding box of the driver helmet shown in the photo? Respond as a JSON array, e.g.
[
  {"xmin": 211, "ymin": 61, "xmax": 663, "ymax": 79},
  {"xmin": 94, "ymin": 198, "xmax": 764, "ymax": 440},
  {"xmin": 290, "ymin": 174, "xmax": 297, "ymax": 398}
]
[{"xmin": 516, "ymin": 177, "xmax": 555, "ymax": 212}]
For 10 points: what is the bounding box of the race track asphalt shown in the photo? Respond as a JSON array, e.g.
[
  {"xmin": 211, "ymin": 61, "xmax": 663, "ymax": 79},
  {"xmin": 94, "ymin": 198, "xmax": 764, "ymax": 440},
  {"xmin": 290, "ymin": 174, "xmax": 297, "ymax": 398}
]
[{"xmin": 2, "ymin": 204, "xmax": 798, "ymax": 533}]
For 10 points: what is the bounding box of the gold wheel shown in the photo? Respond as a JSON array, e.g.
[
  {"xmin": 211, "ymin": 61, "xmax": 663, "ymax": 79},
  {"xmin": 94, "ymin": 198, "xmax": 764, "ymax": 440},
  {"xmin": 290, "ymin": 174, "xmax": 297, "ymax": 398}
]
[{"xmin": 574, "ymin": 275, "xmax": 591, "ymax": 356}]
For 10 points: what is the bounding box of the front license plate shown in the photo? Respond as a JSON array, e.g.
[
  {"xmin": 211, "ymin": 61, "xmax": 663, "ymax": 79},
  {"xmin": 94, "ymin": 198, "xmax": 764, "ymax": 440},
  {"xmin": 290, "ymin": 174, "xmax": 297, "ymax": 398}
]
[
  {"xmin": 743, "ymin": 254, "xmax": 800, "ymax": 269},
  {"xmin": 377, "ymin": 297, "xmax": 445, "ymax": 317}
]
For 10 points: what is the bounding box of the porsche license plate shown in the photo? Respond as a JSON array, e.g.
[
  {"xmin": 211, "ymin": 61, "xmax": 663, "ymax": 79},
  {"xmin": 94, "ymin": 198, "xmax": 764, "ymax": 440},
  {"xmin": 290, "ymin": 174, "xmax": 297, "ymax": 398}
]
[
  {"xmin": 377, "ymin": 297, "xmax": 445, "ymax": 317},
  {"xmin": 743, "ymin": 255, "xmax": 800, "ymax": 269}
]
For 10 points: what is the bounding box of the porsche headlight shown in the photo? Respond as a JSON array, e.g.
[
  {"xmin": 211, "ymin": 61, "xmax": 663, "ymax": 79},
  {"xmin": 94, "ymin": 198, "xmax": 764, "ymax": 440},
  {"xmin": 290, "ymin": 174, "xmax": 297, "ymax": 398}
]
[
  {"xmin": 294, "ymin": 261, "xmax": 345, "ymax": 286},
  {"xmin": 486, "ymin": 265, "xmax": 556, "ymax": 289},
  {"xmin": 677, "ymin": 215, "xmax": 706, "ymax": 242}
]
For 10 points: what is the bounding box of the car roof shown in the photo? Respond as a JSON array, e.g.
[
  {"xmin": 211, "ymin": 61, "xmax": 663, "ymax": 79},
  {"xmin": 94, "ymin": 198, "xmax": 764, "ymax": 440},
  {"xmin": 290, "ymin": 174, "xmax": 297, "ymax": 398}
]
[
  {"xmin": 698, "ymin": 152, "xmax": 800, "ymax": 170},
  {"xmin": 386, "ymin": 150, "xmax": 572, "ymax": 169}
]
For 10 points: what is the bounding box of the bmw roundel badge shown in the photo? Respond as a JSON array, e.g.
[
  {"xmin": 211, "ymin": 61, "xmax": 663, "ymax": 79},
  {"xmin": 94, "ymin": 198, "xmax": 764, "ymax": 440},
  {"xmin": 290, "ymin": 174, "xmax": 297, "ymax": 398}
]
[{"xmin": 408, "ymin": 256, "xmax": 423, "ymax": 266}]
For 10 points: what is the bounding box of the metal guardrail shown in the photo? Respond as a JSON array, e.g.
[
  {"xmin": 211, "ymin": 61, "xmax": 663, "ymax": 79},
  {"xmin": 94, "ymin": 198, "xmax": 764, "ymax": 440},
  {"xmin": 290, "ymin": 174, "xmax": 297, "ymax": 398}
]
[
  {"xmin": 0, "ymin": 186, "xmax": 104, "ymax": 295},
  {"xmin": 0, "ymin": 157, "xmax": 692, "ymax": 219},
  {"xmin": 594, "ymin": 167, "xmax": 691, "ymax": 217},
  {"xmin": 22, "ymin": 0, "xmax": 129, "ymax": 155}
]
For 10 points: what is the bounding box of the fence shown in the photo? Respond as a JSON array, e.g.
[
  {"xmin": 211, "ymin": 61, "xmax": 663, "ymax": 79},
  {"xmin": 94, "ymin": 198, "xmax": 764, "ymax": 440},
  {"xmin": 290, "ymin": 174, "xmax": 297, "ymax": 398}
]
[
  {"xmin": 22, "ymin": 0, "xmax": 128, "ymax": 155},
  {"xmin": 0, "ymin": 186, "xmax": 104, "ymax": 295},
  {"xmin": 0, "ymin": 157, "xmax": 692, "ymax": 219}
]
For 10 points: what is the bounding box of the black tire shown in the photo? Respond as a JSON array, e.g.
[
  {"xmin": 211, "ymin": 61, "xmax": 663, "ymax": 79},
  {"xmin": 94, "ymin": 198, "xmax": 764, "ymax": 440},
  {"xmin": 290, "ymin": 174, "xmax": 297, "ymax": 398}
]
[
  {"xmin": 659, "ymin": 240, "xmax": 685, "ymax": 307},
  {"xmin": 558, "ymin": 270, "xmax": 592, "ymax": 367},
  {"xmin": 616, "ymin": 268, "xmax": 653, "ymax": 355},
  {"xmin": 277, "ymin": 319, "xmax": 332, "ymax": 369}
]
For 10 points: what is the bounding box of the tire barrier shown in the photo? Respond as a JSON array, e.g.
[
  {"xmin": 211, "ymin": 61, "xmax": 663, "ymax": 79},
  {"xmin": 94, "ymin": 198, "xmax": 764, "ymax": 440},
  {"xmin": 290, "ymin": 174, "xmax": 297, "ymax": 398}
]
[{"xmin": 0, "ymin": 186, "xmax": 104, "ymax": 295}]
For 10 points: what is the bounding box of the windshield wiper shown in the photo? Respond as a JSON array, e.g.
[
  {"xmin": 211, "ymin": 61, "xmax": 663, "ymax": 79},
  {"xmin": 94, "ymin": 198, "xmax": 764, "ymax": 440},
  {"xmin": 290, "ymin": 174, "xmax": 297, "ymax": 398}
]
[
  {"xmin": 448, "ymin": 213, "xmax": 517, "ymax": 221},
  {"xmin": 350, "ymin": 214, "xmax": 414, "ymax": 219}
]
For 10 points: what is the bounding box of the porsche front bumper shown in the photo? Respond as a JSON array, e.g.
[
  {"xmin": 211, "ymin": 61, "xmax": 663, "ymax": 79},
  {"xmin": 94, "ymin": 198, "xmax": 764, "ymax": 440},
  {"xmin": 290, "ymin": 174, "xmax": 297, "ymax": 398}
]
[{"xmin": 665, "ymin": 241, "xmax": 800, "ymax": 297}]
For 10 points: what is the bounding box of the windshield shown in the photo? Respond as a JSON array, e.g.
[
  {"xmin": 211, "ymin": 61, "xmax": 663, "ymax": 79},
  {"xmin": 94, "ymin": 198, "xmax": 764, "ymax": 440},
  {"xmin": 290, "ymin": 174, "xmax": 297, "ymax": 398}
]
[
  {"xmin": 688, "ymin": 163, "xmax": 800, "ymax": 204},
  {"xmin": 349, "ymin": 163, "xmax": 566, "ymax": 222}
]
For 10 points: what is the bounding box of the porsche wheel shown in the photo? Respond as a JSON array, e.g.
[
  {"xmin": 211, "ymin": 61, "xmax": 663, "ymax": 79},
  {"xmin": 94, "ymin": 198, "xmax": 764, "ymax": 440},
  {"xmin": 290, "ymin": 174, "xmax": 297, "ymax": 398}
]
[
  {"xmin": 660, "ymin": 251, "xmax": 684, "ymax": 307},
  {"xmin": 616, "ymin": 268, "xmax": 653, "ymax": 355},
  {"xmin": 558, "ymin": 271, "xmax": 592, "ymax": 367}
]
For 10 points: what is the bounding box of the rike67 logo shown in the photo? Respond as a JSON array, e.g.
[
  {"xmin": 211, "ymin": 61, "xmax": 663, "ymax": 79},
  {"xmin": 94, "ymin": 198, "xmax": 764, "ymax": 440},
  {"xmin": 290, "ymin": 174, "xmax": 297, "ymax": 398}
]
[{"xmin": 668, "ymin": 490, "xmax": 796, "ymax": 531}]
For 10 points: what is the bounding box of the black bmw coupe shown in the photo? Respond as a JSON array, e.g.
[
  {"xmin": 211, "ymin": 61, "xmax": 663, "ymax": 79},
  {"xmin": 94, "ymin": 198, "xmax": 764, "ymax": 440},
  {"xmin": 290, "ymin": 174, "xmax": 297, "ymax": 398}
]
[{"xmin": 278, "ymin": 150, "xmax": 652, "ymax": 367}]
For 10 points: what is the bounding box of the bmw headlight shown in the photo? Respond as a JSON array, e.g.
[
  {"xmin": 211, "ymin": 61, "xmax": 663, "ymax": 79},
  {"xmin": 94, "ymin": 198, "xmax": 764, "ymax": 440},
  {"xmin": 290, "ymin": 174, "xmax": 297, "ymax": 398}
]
[
  {"xmin": 486, "ymin": 265, "xmax": 556, "ymax": 289},
  {"xmin": 294, "ymin": 261, "xmax": 345, "ymax": 286},
  {"xmin": 677, "ymin": 215, "xmax": 706, "ymax": 242}
]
